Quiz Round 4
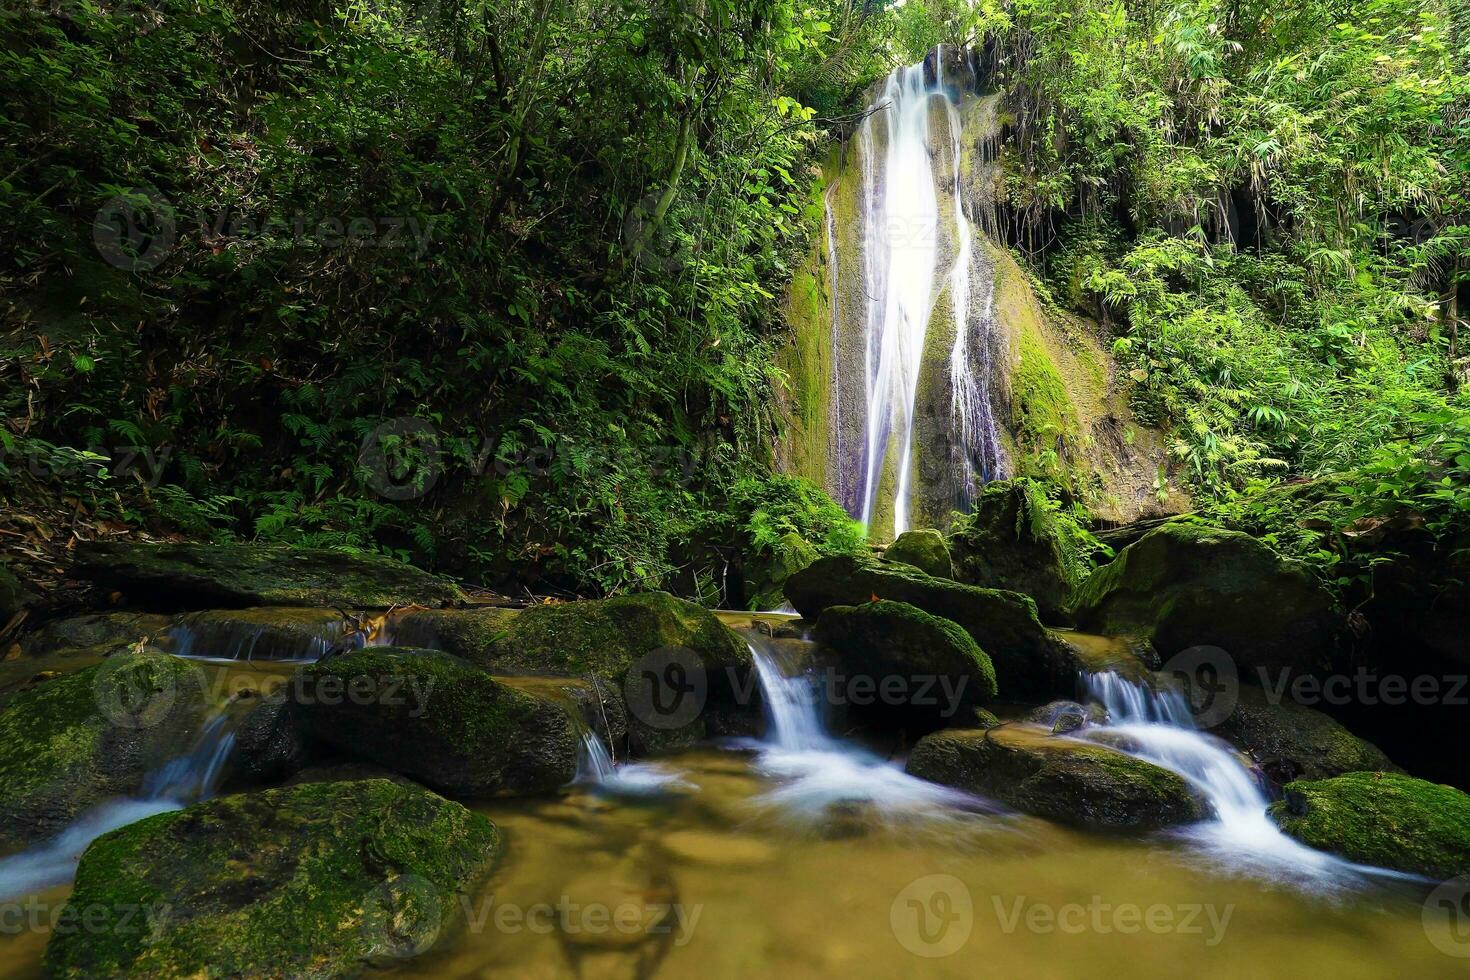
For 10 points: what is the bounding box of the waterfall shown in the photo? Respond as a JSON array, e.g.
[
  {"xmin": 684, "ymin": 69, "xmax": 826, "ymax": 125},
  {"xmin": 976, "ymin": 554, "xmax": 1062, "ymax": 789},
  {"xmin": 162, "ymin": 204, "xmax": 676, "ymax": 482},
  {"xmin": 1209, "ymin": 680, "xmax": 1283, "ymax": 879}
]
[
  {"xmin": 743, "ymin": 634, "xmax": 985, "ymax": 822},
  {"xmin": 1080, "ymin": 671, "xmax": 1389, "ymax": 889},
  {"xmin": 845, "ymin": 48, "xmax": 1005, "ymax": 538},
  {"xmin": 0, "ymin": 709, "xmax": 239, "ymax": 900},
  {"xmin": 572, "ymin": 730, "xmax": 693, "ymax": 797}
]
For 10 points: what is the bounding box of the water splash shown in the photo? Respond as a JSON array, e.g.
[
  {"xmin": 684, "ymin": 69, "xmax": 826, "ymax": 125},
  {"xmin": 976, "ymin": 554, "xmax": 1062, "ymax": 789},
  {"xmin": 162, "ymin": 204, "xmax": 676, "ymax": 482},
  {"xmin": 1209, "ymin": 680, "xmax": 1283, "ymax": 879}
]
[
  {"xmin": 744, "ymin": 634, "xmax": 989, "ymax": 824},
  {"xmin": 1080, "ymin": 671, "xmax": 1403, "ymax": 890},
  {"xmin": 0, "ymin": 710, "xmax": 240, "ymax": 900},
  {"xmin": 572, "ymin": 731, "xmax": 694, "ymax": 798}
]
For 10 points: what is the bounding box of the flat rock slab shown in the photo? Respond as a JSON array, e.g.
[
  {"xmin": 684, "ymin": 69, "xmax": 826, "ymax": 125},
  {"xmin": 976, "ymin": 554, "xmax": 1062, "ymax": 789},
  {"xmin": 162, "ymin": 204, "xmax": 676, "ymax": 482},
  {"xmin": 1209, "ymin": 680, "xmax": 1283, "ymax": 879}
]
[{"xmin": 72, "ymin": 541, "xmax": 464, "ymax": 611}]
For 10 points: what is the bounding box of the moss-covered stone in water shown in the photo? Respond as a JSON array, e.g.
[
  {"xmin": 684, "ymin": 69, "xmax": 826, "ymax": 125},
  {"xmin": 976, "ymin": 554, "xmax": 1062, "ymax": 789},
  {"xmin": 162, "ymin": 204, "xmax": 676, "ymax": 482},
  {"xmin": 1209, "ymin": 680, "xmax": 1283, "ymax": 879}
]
[
  {"xmin": 44, "ymin": 778, "xmax": 500, "ymax": 978},
  {"xmin": 169, "ymin": 607, "xmax": 362, "ymax": 661},
  {"xmin": 1212, "ymin": 685, "xmax": 1398, "ymax": 784},
  {"xmin": 883, "ymin": 529, "xmax": 953, "ymax": 578},
  {"xmin": 294, "ymin": 649, "xmax": 579, "ymax": 796},
  {"xmin": 18, "ymin": 611, "xmax": 172, "ymax": 659},
  {"xmin": 906, "ymin": 724, "xmax": 1204, "ymax": 830},
  {"xmin": 948, "ymin": 479, "xmax": 1079, "ymax": 621},
  {"xmin": 814, "ymin": 601, "xmax": 996, "ymax": 731},
  {"xmin": 383, "ymin": 606, "xmax": 522, "ymax": 663},
  {"xmin": 1070, "ymin": 522, "xmax": 1340, "ymax": 674},
  {"xmin": 0, "ymin": 652, "xmax": 209, "ymax": 846},
  {"xmin": 784, "ymin": 554, "xmax": 1076, "ymax": 697},
  {"xmin": 72, "ymin": 540, "xmax": 464, "ymax": 611},
  {"xmin": 1269, "ymin": 772, "xmax": 1470, "ymax": 879}
]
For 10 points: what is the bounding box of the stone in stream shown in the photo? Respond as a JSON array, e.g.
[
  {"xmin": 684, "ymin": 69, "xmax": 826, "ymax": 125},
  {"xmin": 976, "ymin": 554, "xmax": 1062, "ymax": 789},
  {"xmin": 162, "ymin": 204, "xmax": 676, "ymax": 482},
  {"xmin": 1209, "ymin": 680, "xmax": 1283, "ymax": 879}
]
[
  {"xmin": 71, "ymin": 540, "xmax": 464, "ymax": 611},
  {"xmin": 398, "ymin": 593, "xmax": 754, "ymax": 755},
  {"xmin": 906, "ymin": 724, "xmax": 1206, "ymax": 830},
  {"xmin": 783, "ymin": 554, "xmax": 1080, "ymax": 697},
  {"xmin": 812, "ymin": 600, "xmax": 996, "ymax": 731},
  {"xmin": 292, "ymin": 648, "xmax": 580, "ymax": 796},
  {"xmin": 44, "ymin": 778, "xmax": 499, "ymax": 978},
  {"xmin": 1026, "ymin": 700, "xmax": 1106, "ymax": 735},
  {"xmin": 1205, "ymin": 683, "xmax": 1399, "ymax": 784},
  {"xmin": 947, "ymin": 479, "xmax": 1081, "ymax": 621},
  {"xmin": 1069, "ymin": 522, "xmax": 1341, "ymax": 674},
  {"xmin": 0, "ymin": 651, "xmax": 210, "ymax": 847},
  {"xmin": 1269, "ymin": 772, "xmax": 1470, "ymax": 879},
  {"xmin": 882, "ymin": 529, "xmax": 953, "ymax": 578},
  {"xmin": 167, "ymin": 606, "xmax": 366, "ymax": 661},
  {"xmin": 227, "ymin": 688, "xmax": 309, "ymax": 786},
  {"xmin": 17, "ymin": 611, "xmax": 172, "ymax": 659}
]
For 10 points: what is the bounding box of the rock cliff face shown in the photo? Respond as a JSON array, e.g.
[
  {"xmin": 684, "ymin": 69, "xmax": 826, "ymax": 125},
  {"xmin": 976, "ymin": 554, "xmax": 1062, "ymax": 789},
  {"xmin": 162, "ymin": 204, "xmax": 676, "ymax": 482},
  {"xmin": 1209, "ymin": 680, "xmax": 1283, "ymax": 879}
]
[{"xmin": 777, "ymin": 46, "xmax": 1189, "ymax": 538}]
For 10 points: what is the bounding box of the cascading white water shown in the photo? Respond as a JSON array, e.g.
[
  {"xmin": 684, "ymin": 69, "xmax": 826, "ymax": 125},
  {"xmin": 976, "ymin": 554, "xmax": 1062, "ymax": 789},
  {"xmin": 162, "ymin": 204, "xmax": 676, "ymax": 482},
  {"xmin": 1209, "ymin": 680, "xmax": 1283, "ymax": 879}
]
[
  {"xmin": 0, "ymin": 710, "xmax": 239, "ymax": 900},
  {"xmin": 744, "ymin": 634, "xmax": 984, "ymax": 821},
  {"xmin": 1081, "ymin": 671, "xmax": 1388, "ymax": 889},
  {"xmin": 851, "ymin": 50, "xmax": 1005, "ymax": 536},
  {"xmin": 572, "ymin": 729, "xmax": 692, "ymax": 797}
]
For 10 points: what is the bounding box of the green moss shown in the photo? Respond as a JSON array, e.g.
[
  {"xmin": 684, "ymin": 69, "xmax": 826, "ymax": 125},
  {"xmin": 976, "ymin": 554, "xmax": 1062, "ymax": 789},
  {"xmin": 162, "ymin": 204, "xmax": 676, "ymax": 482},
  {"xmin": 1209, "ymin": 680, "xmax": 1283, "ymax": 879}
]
[
  {"xmin": 815, "ymin": 599, "xmax": 998, "ymax": 705},
  {"xmin": 1269, "ymin": 772, "xmax": 1470, "ymax": 878},
  {"xmin": 1214, "ymin": 685, "xmax": 1398, "ymax": 783},
  {"xmin": 884, "ymin": 529, "xmax": 953, "ymax": 578},
  {"xmin": 45, "ymin": 779, "xmax": 500, "ymax": 978},
  {"xmin": 0, "ymin": 652, "xmax": 208, "ymax": 844},
  {"xmin": 296, "ymin": 649, "xmax": 578, "ymax": 796},
  {"xmin": 907, "ymin": 725, "xmax": 1204, "ymax": 830},
  {"xmin": 947, "ymin": 479, "xmax": 1083, "ymax": 621}
]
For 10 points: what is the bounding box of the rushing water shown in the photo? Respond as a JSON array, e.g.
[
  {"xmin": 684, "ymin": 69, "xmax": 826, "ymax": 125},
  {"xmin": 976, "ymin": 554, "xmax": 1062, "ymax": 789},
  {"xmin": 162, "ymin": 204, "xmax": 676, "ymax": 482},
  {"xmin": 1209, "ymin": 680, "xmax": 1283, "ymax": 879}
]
[
  {"xmin": 574, "ymin": 730, "xmax": 695, "ymax": 798},
  {"xmin": 850, "ymin": 51, "xmax": 1005, "ymax": 537},
  {"xmin": 1080, "ymin": 671, "xmax": 1405, "ymax": 890}
]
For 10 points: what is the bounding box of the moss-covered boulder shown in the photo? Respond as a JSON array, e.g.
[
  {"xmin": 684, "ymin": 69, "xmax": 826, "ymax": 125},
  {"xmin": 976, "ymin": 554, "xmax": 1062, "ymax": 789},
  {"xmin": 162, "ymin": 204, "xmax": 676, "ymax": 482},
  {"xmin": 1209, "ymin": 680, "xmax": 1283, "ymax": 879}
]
[
  {"xmin": 948, "ymin": 481, "xmax": 1079, "ymax": 620},
  {"xmin": 19, "ymin": 611, "xmax": 172, "ymax": 658},
  {"xmin": 784, "ymin": 554, "xmax": 1075, "ymax": 697},
  {"xmin": 168, "ymin": 607, "xmax": 364, "ymax": 661},
  {"xmin": 384, "ymin": 605, "xmax": 521, "ymax": 660},
  {"xmin": 1070, "ymin": 523, "xmax": 1340, "ymax": 674},
  {"xmin": 293, "ymin": 648, "xmax": 579, "ymax": 796},
  {"xmin": 906, "ymin": 724, "xmax": 1205, "ymax": 830},
  {"xmin": 72, "ymin": 541, "xmax": 464, "ymax": 611},
  {"xmin": 1269, "ymin": 772, "xmax": 1470, "ymax": 878},
  {"xmin": 0, "ymin": 652, "xmax": 209, "ymax": 846},
  {"xmin": 45, "ymin": 779, "xmax": 499, "ymax": 978},
  {"xmin": 813, "ymin": 601, "xmax": 995, "ymax": 731},
  {"xmin": 1211, "ymin": 685, "xmax": 1398, "ymax": 784},
  {"xmin": 745, "ymin": 531, "xmax": 820, "ymax": 610},
  {"xmin": 883, "ymin": 530, "xmax": 952, "ymax": 578}
]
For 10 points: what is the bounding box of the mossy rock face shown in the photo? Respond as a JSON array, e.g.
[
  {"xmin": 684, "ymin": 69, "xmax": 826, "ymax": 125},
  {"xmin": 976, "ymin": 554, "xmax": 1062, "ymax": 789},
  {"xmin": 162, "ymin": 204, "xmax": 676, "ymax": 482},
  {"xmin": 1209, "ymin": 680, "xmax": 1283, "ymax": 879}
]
[
  {"xmin": 169, "ymin": 607, "xmax": 361, "ymax": 661},
  {"xmin": 906, "ymin": 724, "xmax": 1205, "ymax": 830},
  {"xmin": 948, "ymin": 480, "xmax": 1077, "ymax": 621},
  {"xmin": 883, "ymin": 529, "xmax": 953, "ymax": 579},
  {"xmin": 784, "ymin": 554, "xmax": 1075, "ymax": 697},
  {"xmin": 293, "ymin": 649, "xmax": 579, "ymax": 797},
  {"xmin": 1210, "ymin": 685, "xmax": 1399, "ymax": 784},
  {"xmin": 1070, "ymin": 523, "xmax": 1340, "ymax": 674},
  {"xmin": 19, "ymin": 612, "xmax": 173, "ymax": 659},
  {"xmin": 1269, "ymin": 772, "xmax": 1470, "ymax": 878},
  {"xmin": 813, "ymin": 601, "xmax": 995, "ymax": 732},
  {"xmin": 745, "ymin": 532, "xmax": 820, "ymax": 610},
  {"xmin": 45, "ymin": 778, "xmax": 500, "ymax": 978},
  {"xmin": 0, "ymin": 652, "xmax": 210, "ymax": 847},
  {"xmin": 382, "ymin": 606, "xmax": 522, "ymax": 661},
  {"xmin": 72, "ymin": 541, "xmax": 464, "ymax": 611}
]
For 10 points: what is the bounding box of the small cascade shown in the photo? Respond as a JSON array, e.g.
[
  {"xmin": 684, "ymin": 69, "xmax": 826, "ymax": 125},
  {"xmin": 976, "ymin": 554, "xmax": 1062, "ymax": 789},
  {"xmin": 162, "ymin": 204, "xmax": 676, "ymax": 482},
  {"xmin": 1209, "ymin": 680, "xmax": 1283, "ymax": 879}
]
[
  {"xmin": 742, "ymin": 632, "xmax": 985, "ymax": 823},
  {"xmin": 0, "ymin": 708, "xmax": 241, "ymax": 900},
  {"xmin": 1080, "ymin": 671, "xmax": 1387, "ymax": 889},
  {"xmin": 572, "ymin": 728, "xmax": 692, "ymax": 798}
]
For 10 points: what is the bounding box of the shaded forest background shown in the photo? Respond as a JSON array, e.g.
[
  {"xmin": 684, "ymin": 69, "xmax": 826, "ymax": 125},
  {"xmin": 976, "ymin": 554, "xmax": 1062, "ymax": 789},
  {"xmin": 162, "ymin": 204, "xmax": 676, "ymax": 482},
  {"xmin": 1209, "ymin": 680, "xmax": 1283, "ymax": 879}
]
[{"xmin": 1, "ymin": 0, "xmax": 1466, "ymax": 604}]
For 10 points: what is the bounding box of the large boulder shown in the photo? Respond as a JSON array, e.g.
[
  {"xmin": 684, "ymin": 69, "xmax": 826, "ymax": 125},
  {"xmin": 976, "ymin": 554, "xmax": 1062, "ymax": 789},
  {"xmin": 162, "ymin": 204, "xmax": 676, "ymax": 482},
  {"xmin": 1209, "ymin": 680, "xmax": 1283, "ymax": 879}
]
[
  {"xmin": 906, "ymin": 724, "xmax": 1205, "ymax": 830},
  {"xmin": 45, "ymin": 779, "xmax": 500, "ymax": 978},
  {"xmin": 1208, "ymin": 684, "xmax": 1399, "ymax": 784},
  {"xmin": 0, "ymin": 652, "xmax": 210, "ymax": 846},
  {"xmin": 783, "ymin": 555, "xmax": 1074, "ymax": 697},
  {"xmin": 71, "ymin": 541, "xmax": 464, "ymax": 611},
  {"xmin": 947, "ymin": 480, "xmax": 1079, "ymax": 620},
  {"xmin": 812, "ymin": 601, "xmax": 995, "ymax": 731},
  {"xmin": 292, "ymin": 648, "xmax": 580, "ymax": 796},
  {"xmin": 168, "ymin": 607, "xmax": 366, "ymax": 661},
  {"xmin": 385, "ymin": 605, "xmax": 521, "ymax": 660},
  {"xmin": 1070, "ymin": 523, "xmax": 1340, "ymax": 675},
  {"xmin": 883, "ymin": 529, "xmax": 952, "ymax": 578},
  {"xmin": 1269, "ymin": 772, "xmax": 1470, "ymax": 879}
]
